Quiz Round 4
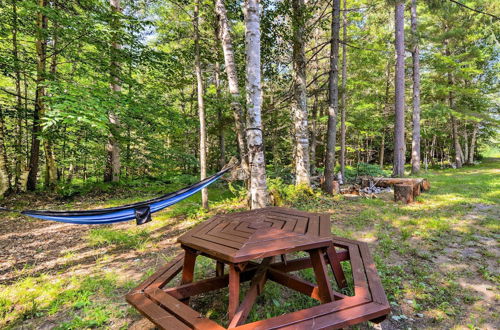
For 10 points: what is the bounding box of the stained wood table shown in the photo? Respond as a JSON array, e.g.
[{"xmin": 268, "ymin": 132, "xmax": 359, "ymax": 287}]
[{"xmin": 126, "ymin": 207, "xmax": 390, "ymax": 329}]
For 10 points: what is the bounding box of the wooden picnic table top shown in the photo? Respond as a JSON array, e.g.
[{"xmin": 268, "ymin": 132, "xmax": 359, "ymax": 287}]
[{"xmin": 177, "ymin": 207, "xmax": 333, "ymax": 263}]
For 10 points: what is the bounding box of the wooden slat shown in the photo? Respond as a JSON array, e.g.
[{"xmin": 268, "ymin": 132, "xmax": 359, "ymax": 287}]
[
  {"xmin": 133, "ymin": 253, "xmax": 185, "ymax": 292},
  {"xmin": 126, "ymin": 293, "xmax": 190, "ymax": 330},
  {"xmin": 319, "ymin": 214, "xmax": 331, "ymax": 238},
  {"xmin": 305, "ymin": 216, "xmax": 320, "ymax": 237},
  {"xmin": 276, "ymin": 301, "xmax": 391, "ymax": 330},
  {"xmin": 233, "ymin": 294, "xmax": 371, "ymax": 330},
  {"xmin": 358, "ymin": 241, "xmax": 389, "ymax": 306},
  {"xmin": 145, "ymin": 287, "xmax": 225, "ymax": 330}
]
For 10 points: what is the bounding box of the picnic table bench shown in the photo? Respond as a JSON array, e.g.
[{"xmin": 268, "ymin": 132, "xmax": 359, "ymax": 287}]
[{"xmin": 126, "ymin": 207, "xmax": 390, "ymax": 329}]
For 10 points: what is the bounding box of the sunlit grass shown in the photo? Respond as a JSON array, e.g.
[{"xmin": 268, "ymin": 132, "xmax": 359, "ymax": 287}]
[{"xmin": 1, "ymin": 159, "xmax": 498, "ymax": 328}]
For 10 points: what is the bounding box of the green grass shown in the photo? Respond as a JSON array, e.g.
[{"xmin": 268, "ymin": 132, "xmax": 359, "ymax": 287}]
[{"xmin": 1, "ymin": 159, "xmax": 498, "ymax": 329}]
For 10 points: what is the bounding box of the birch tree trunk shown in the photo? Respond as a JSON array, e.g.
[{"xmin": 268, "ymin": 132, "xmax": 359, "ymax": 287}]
[
  {"xmin": 291, "ymin": 0, "xmax": 310, "ymax": 186},
  {"xmin": 410, "ymin": 0, "xmax": 421, "ymax": 174},
  {"xmin": 469, "ymin": 122, "xmax": 478, "ymax": 163},
  {"xmin": 215, "ymin": 0, "xmax": 249, "ymax": 175},
  {"xmin": 105, "ymin": 0, "xmax": 121, "ymax": 182},
  {"xmin": 393, "ymin": 0, "xmax": 406, "ymax": 177},
  {"xmin": 323, "ymin": 0, "xmax": 340, "ymax": 194},
  {"xmin": 339, "ymin": 0, "xmax": 347, "ymax": 179},
  {"xmin": 194, "ymin": 0, "xmax": 208, "ymax": 209},
  {"xmin": 244, "ymin": 0, "xmax": 268, "ymax": 209},
  {"xmin": 27, "ymin": 0, "xmax": 48, "ymax": 191},
  {"xmin": 215, "ymin": 62, "xmax": 226, "ymax": 168}
]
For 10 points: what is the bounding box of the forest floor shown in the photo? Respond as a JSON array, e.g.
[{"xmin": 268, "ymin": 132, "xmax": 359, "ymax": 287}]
[{"xmin": 0, "ymin": 159, "xmax": 498, "ymax": 329}]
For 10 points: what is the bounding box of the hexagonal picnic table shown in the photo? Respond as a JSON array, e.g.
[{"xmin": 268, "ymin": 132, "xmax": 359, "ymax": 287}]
[{"xmin": 126, "ymin": 207, "xmax": 390, "ymax": 329}]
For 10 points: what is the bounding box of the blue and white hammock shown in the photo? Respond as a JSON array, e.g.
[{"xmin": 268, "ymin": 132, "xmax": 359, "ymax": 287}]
[{"xmin": 1, "ymin": 167, "xmax": 230, "ymax": 225}]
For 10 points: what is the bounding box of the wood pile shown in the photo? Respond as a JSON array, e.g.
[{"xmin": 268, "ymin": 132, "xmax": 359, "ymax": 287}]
[{"xmin": 361, "ymin": 177, "xmax": 430, "ymax": 204}]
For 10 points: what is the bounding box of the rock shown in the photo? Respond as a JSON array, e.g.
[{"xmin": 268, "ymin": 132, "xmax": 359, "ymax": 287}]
[{"xmin": 416, "ymin": 313, "xmax": 424, "ymax": 318}]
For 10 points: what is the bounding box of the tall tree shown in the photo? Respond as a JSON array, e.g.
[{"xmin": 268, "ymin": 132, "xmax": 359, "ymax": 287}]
[
  {"xmin": 291, "ymin": 0, "xmax": 310, "ymax": 186},
  {"xmin": 0, "ymin": 107, "xmax": 10, "ymax": 197},
  {"xmin": 194, "ymin": 0, "xmax": 208, "ymax": 209},
  {"xmin": 27, "ymin": 0, "xmax": 48, "ymax": 191},
  {"xmin": 393, "ymin": 0, "xmax": 405, "ymax": 177},
  {"xmin": 11, "ymin": 0, "xmax": 23, "ymax": 189},
  {"xmin": 244, "ymin": 0, "xmax": 268, "ymax": 208},
  {"xmin": 105, "ymin": 0, "xmax": 122, "ymax": 182},
  {"xmin": 215, "ymin": 0, "xmax": 249, "ymax": 175},
  {"xmin": 410, "ymin": 0, "xmax": 421, "ymax": 174},
  {"xmin": 323, "ymin": 0, "xmax": 340, "ymax": 193},
  {"xmin": 339, "ymin": 0, "xmax": 347, "ymax": 180}
]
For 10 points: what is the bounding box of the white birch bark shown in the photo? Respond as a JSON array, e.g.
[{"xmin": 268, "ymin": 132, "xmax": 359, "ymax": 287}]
[
  {"xmin": 339, "ymin": 0, "xmax": 347, "ymax": 179},
  {"xmin": 106, "ymin": 0, "xmax": 121, "ymax": 182},
  {"xmin": 393, "ymin": 0, "xmax": 406, "ymax": 177},
  {"xmin": 410, "ymin": 0, "xmax": 421, "ymax": 174},
  {"xmin": 291, "ymin": 0, "xmax": 310, "ymax": 186},
  {"xmin": 194, "ymin": 0, "xmax": 208, "ymax": 209},
  {"xmin": 215, "ymin": 0, "xmax": 249, "ymax": 175},
  {"xmin": 244, "ymin": 0, "xmax": 268, "ymax": 209}
]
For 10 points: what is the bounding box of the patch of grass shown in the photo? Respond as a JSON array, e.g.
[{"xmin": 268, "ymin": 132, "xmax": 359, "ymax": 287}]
[
  {"xmin": 87, "ymin": 228, "xmax": 150, "ymax": 249},
  {"xmin": 0, "ymin": 272, "xmax": 127, "ymax": 328}
]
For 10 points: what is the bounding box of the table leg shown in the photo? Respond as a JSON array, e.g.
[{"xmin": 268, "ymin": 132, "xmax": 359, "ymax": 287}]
[
  {"xmin": 325, "ymin": 244, "xmax": 347, "ymax": 290},
  {"xmin": 180, "ymin": 248, "xmax": 197, "ymax": 304},
  {"xmin": 309, "ymin": 248, "xmax": 334, "ymax": 303},
  {"xmin": 216, "ymin": 261, "xmax": 225, "ymax": 277},
  {"xmin": 228, "ymin": 264, "xmax": 240, "ymax": 320}
]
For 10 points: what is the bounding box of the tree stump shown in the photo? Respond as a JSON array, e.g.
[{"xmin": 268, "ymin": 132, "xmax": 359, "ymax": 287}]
[
  {"xmin": 420, "ymin": 179, "xmax": 431, "ymax": 192},
  {"xmin": 394, "ymin": 184, "xmax": 414, "ymax": 204},
  {"xmin": 332, "ymin": 181, "xmax": 340, "ymax": 195},
  {"xmin": 412, "ymin": 182, "xmax": 421, "ymax": 197}
]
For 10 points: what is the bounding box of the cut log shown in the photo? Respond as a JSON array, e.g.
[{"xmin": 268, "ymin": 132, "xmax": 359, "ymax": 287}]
[
  {"xmin": 366, "ymin": 177, "xmax": 430, "ymax": 192},
  {"xmin": 394, "ymin": 184, "xmax": 414, "ymax": 204}
]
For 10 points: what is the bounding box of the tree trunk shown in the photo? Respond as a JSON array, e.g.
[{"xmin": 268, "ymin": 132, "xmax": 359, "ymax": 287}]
[
  {"xmin": 463, "ymin": 128, "xmax": 469, "ymax": 165},
  {"xmin": 12, "ymin": 0, "xmax": 24, "ymax": 189},
  {"xmin": 379, "ymin": 131, "xmax": 385, "ymax": 168},
  {"xmin": 27, "ymin": 0, "xmax": 48, "ymax": 191},
  {"xmin": 194, "ymin": 0, "xmax": 208, "ymax": 209},
  {"xmin": 291, "ymin": 0, "xmax": 310, "ymax": 186},
  {"xmin": 393, "ymin": 0, "xmax": 406, "ymax": 177},
  {"xmin": 430, "ymin": 134, "xmax": 436, "ymax": 165},
  {"xmin": 323, "ymin": 0, "xmax": 340, "ymax": 194},
  {"xmin": 44, "ymin": 13, "xmax": 59, "ymax": 190},
  {"xmin": 215, "ymin": 0, "xmax": 249, "ymax": 175},
  {"xmin": 105, "ymin": 0, "xmax": 122, "ymax": 182},
  {"xmin": 215, "ymin": 62, "xmax": 226, "ymax": 169},
  {"xmin": 310, "ymin": 93, "xmax": 318, "ymax": 174},
  {"xmin": 469, "ymin": 122, "xmax": 478, "ymax": 163},
  {"xmin": 244, "ymin": 0, "xmax": 268, "ymax": 209},
  {"xmin": 410, "ymin": 0, "xmax": 421, "ymax": 175},
  {"xmin": 0, "ymin": 107, "xmax": 10, "ymax": 197},
  {"xmin": 450, "ymin": 114, "xmax": 462, "ymax": 168},
  {"xmin": 339, "ymin": 0, "xmax": 347, "ymax": 180}
]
